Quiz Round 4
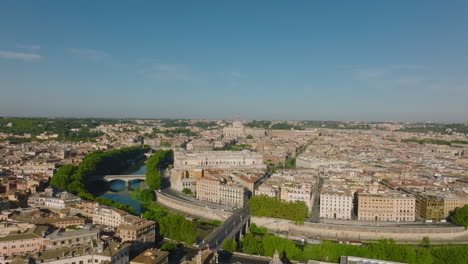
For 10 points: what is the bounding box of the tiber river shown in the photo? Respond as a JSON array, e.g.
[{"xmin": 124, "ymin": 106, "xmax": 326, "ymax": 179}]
[{"xmin": 98, "ymin": 160, "xmax": 147, "ymax": 214}]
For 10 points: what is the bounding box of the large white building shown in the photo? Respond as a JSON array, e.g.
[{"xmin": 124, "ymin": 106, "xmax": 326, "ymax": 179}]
[
  {"xmin": 28, "ymin": 188, "xmax": 81, "ymax": 210},
  {"xmin": 174, "ymin": 150, "xmax": 266, "ymax": 170},
  {"xmin": 219, "ymin": 184, "xmax": 249, "ymax": 208},
  {"xmin": 296, "ymin": 156, "xmax": 348, "ymax": 169},
  {"xmin": 93, "ymin": 206, "xmax": 126, "ymax": 227},
  {"xmin": 222, "ymin": 117, "xmax": 246, "ymax": 138},
  {"xmin": 319, "ymin": 190, "xmax": 354, "ymax": 220},
  {"xmin": 196, "ymin": 177, "xmax": 250, "ymax": 208}
]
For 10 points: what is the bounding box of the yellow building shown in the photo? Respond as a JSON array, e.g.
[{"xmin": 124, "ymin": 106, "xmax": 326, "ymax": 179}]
[{"xmin": 416, "ymin": 195, "xmax": 445, "ymax": 221}]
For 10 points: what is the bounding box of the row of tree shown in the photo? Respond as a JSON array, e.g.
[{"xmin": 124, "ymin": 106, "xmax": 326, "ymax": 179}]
[
  {"xmin": 0, "ymin": 118, "xmax": 105, "ymax": 141},
  {"xmin": 401, "ymin": 138, "xmax": 468, "ymax": 146},
  {"xmin": 96, "ymin": 197, "xmax": 137, "ymax": 214},
  {"xmin": 142, "ymin": 203, "xmax": 198, "ymax": 244},
  {"xmin": 145, "ymin": 149, "xmax": 173, "ymax": 190},
  {"xmin": 449, "ymin": 204, "xmax": 468, "ymax": 229},
  {"xmin": 248, "ymin": 195, "xmax": 309, "ymax": 224},
  {"xmin": 50, "ymin": 145, "xmax": 150, "ymax": 201},
  {"xmin": 396, "ymin": 123, "xmax": 468, "ymax": 135},
  {"xmin": 239, "ymin": 235, "xmax": 468, "ymax": 264}
]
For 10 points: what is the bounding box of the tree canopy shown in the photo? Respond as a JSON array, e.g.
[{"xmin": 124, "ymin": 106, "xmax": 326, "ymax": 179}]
[
  {"xmin": 239, "ymin": 235, "xmax": 468, "ymax": 264},
  {"xmin": 449, "ymin": 205, "xmax": 468, "ymax": 229},
  {"xmin": 222, "ymin": 239, "xmax": 237, "ymax": 253},
  {"xmin": 145, "ymin": 149, "xmax": 173, "ymax": 190},
  {"xmin": 142, "ymin": 204, "xmax": 198, "ymax": 244},
  {"xmin": 248, "ymin": 195, "xmax": 309, "ymax": 224}
]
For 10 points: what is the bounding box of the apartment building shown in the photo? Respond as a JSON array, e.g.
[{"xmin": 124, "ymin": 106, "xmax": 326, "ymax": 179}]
[
  {"xmin": 44, "ymin": 229, "xmax": 99, "ymax": 249},
  {"xmin": 320, "ymin": 190, "xmax": 353, "ymax": 220},
  {"xmin": 30, "ymin": 241, "xmax": 130, "ymax": 264},
  {"xmin": 196, "ymin": 177, "xmax": 249, "ymax": 208},
  {"xmin": 280, "ymin": 183, "xmax": 313, "ymax": 211},
  {"xmin": 130, "ymin": 249, "xmax": 169, "ymax": 264},
  {"xmin": 358, "ymin": 192, "xmax": 416, "ymax": 222},
  {"xmin": 219, "ymin": 184, "xmax": 249, "ymax": 208},
  {"xmin": 117, "ymin": 216, "xmax": 156, "ymax": 253},
  {"xmin": 196, "ymin": 177, "xmax": 220, "ymax": 204},
  {"xmin": 0, "ymin": 226, "xmax": 46, "ymax": 256},
  {"xmin": 93, "ymin": 206, "xmax": 126, "ymax": 227},
  {"xmin": 416, "ymin": 195, "xmax": 445, "ymax": 221},
  {"xmin": 443, "ymin": 195, "xmax": 468, "ymax": 218}
]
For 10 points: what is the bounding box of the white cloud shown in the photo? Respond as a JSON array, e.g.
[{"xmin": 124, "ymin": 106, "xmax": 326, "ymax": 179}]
[
  {"xmin": 141, "ymin": 63, "xmax": 192, "ymax": 81},
  {"xmin": 229, "ymin": 71, "xmax": 241, "ymax": 78},
  {"xmin": 0, "ymin": 51, "xmax": 41, "ymax": 61},
  {"xmin": 227, "ymin": 71, "xmax": 243, "ymax": 87},
  {"xmin": 353, "ymin": 68, "xmax": 388, "ymax": 80},
  {"xmin": 389, "ymin": 64, "xmax": 425, "ymax": 70},
  {"xmin": 68, "ymin": 48, "xmax": 108, "ymax": 60},
  {"xmin": 16, "ymin": 44, "xmax": 41, "ymax": 51},
  {"xmin": 350, "ymin": 64, "xmax": 427, "ymax": 87}
]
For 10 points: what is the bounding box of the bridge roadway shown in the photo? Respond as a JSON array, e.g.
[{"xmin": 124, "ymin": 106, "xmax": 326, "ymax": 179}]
[
  {"xmin": 199, "ymin": 207, "xmax": 251, "ymax": 251},
  {"xmin": 88, "ymin": 175, "xmax": 146, "ymax": 185},
  {"xmin": 102, "ymin": 174, "xmax": 145, "ymax": 181}
]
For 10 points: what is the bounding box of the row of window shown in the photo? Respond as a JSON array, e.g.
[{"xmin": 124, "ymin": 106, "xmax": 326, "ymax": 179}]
[{"xmin": 2, "ymin": 243, "xmax": 40, "ymax": 250}]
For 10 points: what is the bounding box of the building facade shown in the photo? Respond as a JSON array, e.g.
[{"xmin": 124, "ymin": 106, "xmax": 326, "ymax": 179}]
[
  {"xmin": 319, "ymin": 191, "xmax": 353, "ymax": 220},
  {"xmin": 219, "ymin": 184, "xmax": 249, "ymax": 208},
  {"xmin": 117, "ymin": 216, "xmax": 156, "ymax": 253},
  {"xmin": 174, "ymin": 150, "xmax": 266, "ymax": 170},
  {"xmin": 196, "ymin": 178, "xmax": 220, "ymax": 204},
  {"xmin": 358, "ymin": 193, "xmax": 416, "ymax": 222},
  {"xmin": 93, "ymin": 206, "xmax": 126, "ymax": 227},
  {"xmin": 416, "ymin": 195, "xmax": 445, "ymax": 221}
]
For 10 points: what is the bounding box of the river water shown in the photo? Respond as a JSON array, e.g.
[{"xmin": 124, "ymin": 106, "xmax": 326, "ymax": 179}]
[{"xmin": 98, "ymin": 161, "xmax": 147, "ymax": 214}]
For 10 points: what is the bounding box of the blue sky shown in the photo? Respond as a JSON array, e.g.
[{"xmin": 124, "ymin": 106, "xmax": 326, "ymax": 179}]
[{"xmin": 1, "ymin": 1, "xmax": 467, "ymax": 121}]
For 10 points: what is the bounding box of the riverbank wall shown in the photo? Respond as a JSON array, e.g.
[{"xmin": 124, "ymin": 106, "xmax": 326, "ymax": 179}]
[
  {"xmin": 252, "ymin": 216, "xmax": 468, "ymax": 243},
  {"xmin": 156, "ymin": 191, "xmax": 232, "ymax": 221}
]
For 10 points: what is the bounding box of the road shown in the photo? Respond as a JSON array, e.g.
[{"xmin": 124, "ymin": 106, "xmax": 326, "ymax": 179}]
[
  {"xmin": 160, "ymin": 187, "xmax": 234, "ymax": 212},
  {"xmin": 309, "ymin": 177, "xmax": 323, "ymax": 222},
  {"xmin": 200, "ymin": 207, "xmax": 250, "ymax": 250}
]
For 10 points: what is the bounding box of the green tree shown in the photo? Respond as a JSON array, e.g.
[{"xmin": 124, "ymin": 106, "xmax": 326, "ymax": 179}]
[
  {"xmin": 420, "ymin": 236, "xmax": 431, "ymax": 247},
  {"xmin": 222, "ymin": 239, "xmax": 237, "ymax": 253},
  {"xmin": 250, "ymin": 223, "xmax": 267, "ymax": 234},
  {"xmin": 159, "ymin": 214, "xmax": 197, "ymax": 244},
  {"xmin": 50, "ymin": 164, "xmax": 77, "ymax": 189},
  {"xmin": 182, "ymin": 188, "xmax": 193, "ymax": 194},
  {"xmin": 416, "ymin": 248, "xmax": 434, "ymax": 264},
  {"xmin": 248, "ymin": 195, "xmax": 308, "ymax": 224},
  {"xmin": 241, "ymin": 233, "xmax": 264, "ymax": 255},
  {"xmin": 448, "ymin": 205, "xmax": 468, "ymax": 229},
  {"xmin": 145, "ymin": 149, "xmax": 173, "ymax": 190},
  {"xmin": 246, "ymin": 135, "xmax": 253, "ymax": 139},
  {"xmin": 262, "ymin": 234, "xmax": 300, "ymax": 259},
  {"xmin": 160, "ymin": 243, "xmax": 177, "ymax": 254}
]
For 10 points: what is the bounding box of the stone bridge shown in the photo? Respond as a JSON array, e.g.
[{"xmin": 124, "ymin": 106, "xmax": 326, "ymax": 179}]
[
  {"xmin": 199, "ymin": 207, "xmax": 251, "ymax": 251},
  {"xmin": 89, "ymin": 175, "xmax": 146, "ymax": 186}
]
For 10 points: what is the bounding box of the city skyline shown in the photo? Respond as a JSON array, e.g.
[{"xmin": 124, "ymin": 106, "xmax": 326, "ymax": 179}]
[{"xmin": 1, "ymin": 1, "xmax": 468, "ymax": 121}]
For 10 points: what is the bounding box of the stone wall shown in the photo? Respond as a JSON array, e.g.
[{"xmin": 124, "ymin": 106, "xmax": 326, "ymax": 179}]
[
  {"xmin": 156, "ymin": 192, "xmax": 232, "ymax": 221},
  {"xmin": 252, "ymin": 216, "xmax": 468, "ymax": 242}
]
